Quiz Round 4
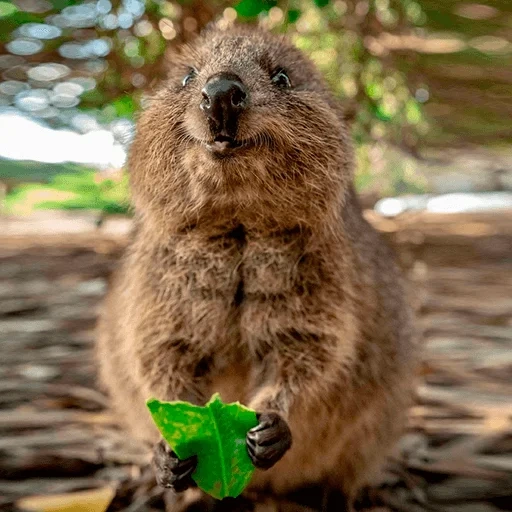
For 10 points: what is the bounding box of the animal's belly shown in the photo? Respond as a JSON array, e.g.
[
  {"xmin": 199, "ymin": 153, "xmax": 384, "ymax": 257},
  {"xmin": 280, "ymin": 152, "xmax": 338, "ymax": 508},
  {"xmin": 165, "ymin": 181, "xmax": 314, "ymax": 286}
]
[{"xmin": 207, "ymin": 360, "xmax": 253, "ymax": 405}]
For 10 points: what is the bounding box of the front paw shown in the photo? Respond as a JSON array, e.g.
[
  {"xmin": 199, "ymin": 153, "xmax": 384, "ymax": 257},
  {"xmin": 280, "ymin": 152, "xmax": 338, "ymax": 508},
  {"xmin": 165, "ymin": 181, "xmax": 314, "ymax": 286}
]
[
  {"xmin": 246, "ymin": 412, "xmax": 292, "ymax": 470},
  {"xmin": 153, "ymin": 439, "xmax": 197, "ymax": 492}
]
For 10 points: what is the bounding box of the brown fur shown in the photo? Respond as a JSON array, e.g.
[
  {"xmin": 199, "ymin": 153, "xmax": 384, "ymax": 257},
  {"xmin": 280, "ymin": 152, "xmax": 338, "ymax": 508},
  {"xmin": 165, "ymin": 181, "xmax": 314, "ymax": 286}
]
[{"xmin": 97, "ymin": 26, "xmax": 416, "ymax": 510}]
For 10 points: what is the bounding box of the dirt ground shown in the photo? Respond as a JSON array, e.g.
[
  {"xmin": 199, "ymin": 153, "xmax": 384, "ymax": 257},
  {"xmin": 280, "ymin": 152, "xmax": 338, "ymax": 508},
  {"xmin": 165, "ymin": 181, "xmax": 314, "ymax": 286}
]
[{"xmin": 0, "ymin": 211, "xmax": 511, "ymax": 512}]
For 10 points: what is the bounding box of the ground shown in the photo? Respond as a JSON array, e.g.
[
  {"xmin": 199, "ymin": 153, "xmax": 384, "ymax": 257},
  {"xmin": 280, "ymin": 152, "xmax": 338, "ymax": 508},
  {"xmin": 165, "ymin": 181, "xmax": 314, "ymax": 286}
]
[{"xmin": 1, "ymin": 210, "xmax": 511, "ymax": 512}]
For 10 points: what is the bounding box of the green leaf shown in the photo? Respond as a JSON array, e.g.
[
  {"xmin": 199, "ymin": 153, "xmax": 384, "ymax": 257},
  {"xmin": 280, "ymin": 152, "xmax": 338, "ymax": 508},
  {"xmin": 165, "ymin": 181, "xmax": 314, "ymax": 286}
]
[{"xmin": 146, "ymin": 394, "xmax": 258, "ymax": 500}]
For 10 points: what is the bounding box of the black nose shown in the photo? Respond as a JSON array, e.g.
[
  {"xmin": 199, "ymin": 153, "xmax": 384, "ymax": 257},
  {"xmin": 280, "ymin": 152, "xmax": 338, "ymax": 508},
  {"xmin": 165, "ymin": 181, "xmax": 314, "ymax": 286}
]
[{"xmin": 200, "ymin": 73, "xmax": 247, "ymax": 137}]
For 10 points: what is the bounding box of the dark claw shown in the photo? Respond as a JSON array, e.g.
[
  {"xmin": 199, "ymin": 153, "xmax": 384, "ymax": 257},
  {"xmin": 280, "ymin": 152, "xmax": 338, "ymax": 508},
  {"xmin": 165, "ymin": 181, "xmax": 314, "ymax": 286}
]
[
  {"xmin": 153, "ymin": 439, "xmax": 198, "ymax": 492},
  {"xmin": 246, "ymin": 412, "xmax": 292, "ymax": 470}
]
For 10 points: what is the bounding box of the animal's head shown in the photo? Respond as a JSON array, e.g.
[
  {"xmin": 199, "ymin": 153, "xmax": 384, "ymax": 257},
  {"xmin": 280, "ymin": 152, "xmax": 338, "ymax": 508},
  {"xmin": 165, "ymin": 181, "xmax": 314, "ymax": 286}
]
[{"xmin": 130, "ymin": 26, "xmax": 353, "ymax": 231}]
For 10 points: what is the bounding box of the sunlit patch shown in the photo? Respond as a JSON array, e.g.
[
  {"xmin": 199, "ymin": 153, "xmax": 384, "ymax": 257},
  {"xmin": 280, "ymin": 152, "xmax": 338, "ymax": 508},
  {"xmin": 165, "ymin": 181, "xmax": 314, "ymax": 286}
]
[
  {"xmin": 375, "ymin": 193, "xmax": 512, "ymax": 217},
  {"xmin": 0, "ymin": 80, "xmax": 29, "ymax": 96},
  {"xmin": 6, "ymin": 38, "xmax": 43, "ymax": 56},
  {"xmin": 15, "ymin": 90, "xmax": 50, "ymax": 112},
  {"xmin": 8, "ymin": 188, "xmax": 78, "ymax": 215},
  {"xmin": 18, "ymin": 23, "xmax": 61, "ymax": 39},
  {"xmin": 27, "ymin": 63, "xmax": 70, "ymax": 81},
  {"xmin": 470, "ymin": 36, "xmax": 511, "ymax": 55},
  {"xmin": 0, "ymin": 111, "xmax": 127, "ymax": 167},
  {"xmin": 454, "ymin": 3, "xmax": 498, "ymax": 21}
]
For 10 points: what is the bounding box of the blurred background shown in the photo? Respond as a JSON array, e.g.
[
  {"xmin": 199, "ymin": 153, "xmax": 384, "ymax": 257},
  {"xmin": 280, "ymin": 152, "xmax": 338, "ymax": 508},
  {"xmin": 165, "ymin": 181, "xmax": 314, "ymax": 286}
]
[{"xmin": 0, "ymin": 1, "xmax": 511, "ymax": 512}]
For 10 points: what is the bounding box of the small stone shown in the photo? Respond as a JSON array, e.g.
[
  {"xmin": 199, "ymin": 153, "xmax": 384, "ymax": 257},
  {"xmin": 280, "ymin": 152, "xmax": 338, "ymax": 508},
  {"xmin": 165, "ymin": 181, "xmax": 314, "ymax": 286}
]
[
  {"xmin": 17, "ymin": 364, "xmax": 60, "ymax": 381},
  {"xmin": 75, "ymin": 279, "xmax": 106, "ymax": 296}
]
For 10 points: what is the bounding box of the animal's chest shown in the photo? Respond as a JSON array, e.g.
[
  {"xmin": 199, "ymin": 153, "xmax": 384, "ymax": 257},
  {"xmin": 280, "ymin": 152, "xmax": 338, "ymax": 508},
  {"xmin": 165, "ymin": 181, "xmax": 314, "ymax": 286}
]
[
  {"xmin": 152, "ymin": 235, "xmax": 242, "ymax": 354},
  {"xmin": 160, "ymin": 235, "xmax": 302, "ymax": 352},
  {"xmin": 164, "ymin": 234, "xmax": 243, "ymax": 299}
]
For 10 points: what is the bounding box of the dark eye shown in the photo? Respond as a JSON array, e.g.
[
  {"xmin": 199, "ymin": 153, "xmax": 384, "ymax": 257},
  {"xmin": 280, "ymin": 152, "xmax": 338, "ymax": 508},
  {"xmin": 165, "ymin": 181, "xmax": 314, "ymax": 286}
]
[
  {"xmin": 182, "ymin": 68, "xmax": 197, "ymax": 87},
  {"xmin": 271, "ymin": 68, "xmax": 291, "ymax": 89}
]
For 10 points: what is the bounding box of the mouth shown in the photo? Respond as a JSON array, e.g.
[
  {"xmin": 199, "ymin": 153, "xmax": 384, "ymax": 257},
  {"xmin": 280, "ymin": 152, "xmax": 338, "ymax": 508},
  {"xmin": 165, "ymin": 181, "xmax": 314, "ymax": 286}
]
[{"xmin": 204, "ymin": 135, "xmax": 251, "ymax": 157}]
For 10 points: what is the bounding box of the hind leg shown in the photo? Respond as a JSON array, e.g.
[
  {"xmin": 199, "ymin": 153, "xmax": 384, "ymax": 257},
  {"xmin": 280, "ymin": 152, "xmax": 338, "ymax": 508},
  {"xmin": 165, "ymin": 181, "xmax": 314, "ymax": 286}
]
[
  {"xmin": 249, "ymin": 389, "xmax": 408, "ymax": 510},
  {"xmin": 321, "ymin": 391, "xmax": 410, "ymax": 512}
]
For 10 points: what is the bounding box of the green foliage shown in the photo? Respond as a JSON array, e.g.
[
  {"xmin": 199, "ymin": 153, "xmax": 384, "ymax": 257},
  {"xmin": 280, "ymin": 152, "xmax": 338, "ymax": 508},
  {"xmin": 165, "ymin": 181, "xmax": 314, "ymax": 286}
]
[
  {"xmin": 354, "ymin": 144, "xmax": 428, "ymax": 196},
  {"xmin": 1, "ymin": 0, "xmax": 509, "ymax": 200},
  {"xmin": 147, "ymin": 394, "xmax": 258, "ymax": 500},
  {"xmin": 286, "ymin": 9, "xmax": 301, "ymax": 23},
  {"xmin": 0, "ymin": 0, "xmax": 168, "ymax": 120},
  {"xmin": 0, "ymin": 2, "xmax": 18, "ymax": 18},
  {"xmin": 4, "ymin": 169, "xmax": 130, "ymax": 215},
  {"xmin": 112, "ymin": 96, "xmax": 137, "ymax": 119},
  {"xmin": 235, "ymin": 0, "xmax": 277, "ymax": 18},
  {"xmin": 0, "ymin": 159, "xmax": 85, "ymax": 184}
]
